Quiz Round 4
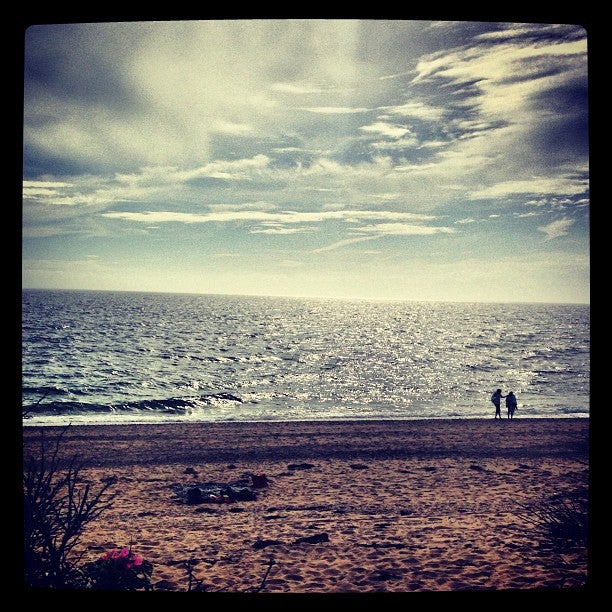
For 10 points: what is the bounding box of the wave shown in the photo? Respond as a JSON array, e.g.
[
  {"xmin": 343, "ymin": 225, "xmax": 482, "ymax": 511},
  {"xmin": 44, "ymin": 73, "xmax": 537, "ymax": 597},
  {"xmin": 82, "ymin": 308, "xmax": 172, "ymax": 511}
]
[{"xmin": 22, "ymin": 392, "xmax": 244, "ymax": 417}]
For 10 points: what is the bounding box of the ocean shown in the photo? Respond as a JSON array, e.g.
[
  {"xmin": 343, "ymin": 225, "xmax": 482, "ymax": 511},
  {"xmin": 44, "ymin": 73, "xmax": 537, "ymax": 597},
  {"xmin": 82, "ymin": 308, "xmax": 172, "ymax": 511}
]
[{"xmin": 21, "ymin": 289, "xmax": 590, "ymax": 426}]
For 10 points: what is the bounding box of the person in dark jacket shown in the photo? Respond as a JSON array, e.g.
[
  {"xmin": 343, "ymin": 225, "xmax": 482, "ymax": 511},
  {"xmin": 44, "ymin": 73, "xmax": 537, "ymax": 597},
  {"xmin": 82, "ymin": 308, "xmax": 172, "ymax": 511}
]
[
  {"xmin": 506, "ymin": 391, "xmax": 518, "ymax": 419},
  {"xmin": 491, "ymin": 388, "xmax": 505, "ymax": 419}
]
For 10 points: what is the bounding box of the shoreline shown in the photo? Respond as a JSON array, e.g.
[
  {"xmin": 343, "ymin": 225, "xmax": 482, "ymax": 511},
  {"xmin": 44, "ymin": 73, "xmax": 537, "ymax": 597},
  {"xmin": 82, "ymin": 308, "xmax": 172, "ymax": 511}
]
[
  {"xmin": 22, "ymin": 418, "xmax": 589, "ymax": 468},
  {"xmin": 21, "ymin": 412, "xmax": 590, "ymax": 429},
  {"xmin": 22, "ymin": 418, "xmax": 590, "ymax": 593},
  {"xmin": 22, "ymin": 413, "xmax": 590, "ymax": 425}
]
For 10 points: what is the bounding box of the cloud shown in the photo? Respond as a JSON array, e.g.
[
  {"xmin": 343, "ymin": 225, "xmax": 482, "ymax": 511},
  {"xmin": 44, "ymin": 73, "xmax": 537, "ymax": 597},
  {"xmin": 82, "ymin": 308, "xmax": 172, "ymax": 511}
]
[
  {"xmin": 23, "ymin": 181, "xmax": 75, "ymax": 201},
  {"xmin": 300, "ymin": 106, "xmax": 370, "ymax": 114},
  {"xmin": 23, "ymin": 180, "xmax": 72, "ymax": 190},
  {"xmin": 181, "ymin": 155, "xmax": 271, "ymax": 181},
  {"xmin": 101, "ymin": 209, "xmax": 438, "ymax": 225},
  {"xmin": 370, "ymin": 136, "xmax": 420, "ymax": 151},
  {"xmin": 250, "ymin": 226, "xmax": 316, "ymax": 235},
  {"xmin": 406, "ymin": 23, "xmax": 588, "ymax": 185},
  {"xmin": 212, "ymin": 121, "xmax": 256, "ymax": 136},
  {"xmin": 208, "ymin": 201, "xmax": 277, "ymax": 212},
  {"xmin": 354, "ymin": 223, "xmax": 456, "ymax": 236},
  {"xmin": 312, "ymin": 220, "xmax": 456, "ymax": 253},
  {"xmin": 383, "ymin": 101, "xmax": 446, "ymax": 121},
  {"xmin": 538, "ymin": 217, "xmax": 575, "ymax": 240},
  {"xmin": 313, "ymin": 236, "xmax": 376, "ymax": 253},
  {"xmin": 359, "ymin": 122, "xmax": 411, "ymax": 138},
  {"xmin": 469, "ymin": 175, "xmax": 588, "ymax": 200}
]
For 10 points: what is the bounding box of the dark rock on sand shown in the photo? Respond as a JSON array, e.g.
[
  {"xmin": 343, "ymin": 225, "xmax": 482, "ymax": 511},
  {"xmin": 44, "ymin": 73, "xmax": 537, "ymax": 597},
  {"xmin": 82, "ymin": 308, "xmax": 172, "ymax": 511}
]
[
  {"xmin": 253, "ymin": 539, "xmax": 283, "ymax": 550},
  {"xmin": 287, "ymin": 463, "xmax": 316, "ymax": 470},
  {"xmin": 292, "ymin": 533, "xmax": 329, "ymax": 545}
]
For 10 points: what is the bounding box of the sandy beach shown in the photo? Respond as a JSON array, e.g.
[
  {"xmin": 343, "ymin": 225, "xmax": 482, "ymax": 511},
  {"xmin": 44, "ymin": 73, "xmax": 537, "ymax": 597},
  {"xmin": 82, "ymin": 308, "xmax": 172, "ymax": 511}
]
[{"xmin": 22, "ymin": 418, "xmax": 590, "ymax": 595}]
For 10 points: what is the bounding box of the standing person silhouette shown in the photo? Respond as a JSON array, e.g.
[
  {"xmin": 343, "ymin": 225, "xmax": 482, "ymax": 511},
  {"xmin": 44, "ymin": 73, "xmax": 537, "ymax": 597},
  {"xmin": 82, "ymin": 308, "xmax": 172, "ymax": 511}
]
[
  {"xmin": 491, "ymin": 388, "xmax": 505, "ymax": 419},
  {"xmin": 506, "ymin": 391, "xmax": 518, "ymax": 419}
]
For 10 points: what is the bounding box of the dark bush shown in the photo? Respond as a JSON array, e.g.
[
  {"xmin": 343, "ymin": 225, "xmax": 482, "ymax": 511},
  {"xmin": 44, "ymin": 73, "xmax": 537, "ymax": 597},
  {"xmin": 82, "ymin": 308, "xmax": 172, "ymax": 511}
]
[
  {"xmin": 519, "ymin": 491, "xmax": 588, "ymax": 551},
  {"xmin": 23, "ymin": 426, "xmax": 116, "ymax": 589}
]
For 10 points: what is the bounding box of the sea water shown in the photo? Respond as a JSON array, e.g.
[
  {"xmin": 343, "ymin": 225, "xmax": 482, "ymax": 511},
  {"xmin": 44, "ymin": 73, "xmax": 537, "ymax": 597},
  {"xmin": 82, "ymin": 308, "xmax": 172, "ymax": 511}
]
[{"xmin": 21, "ymin": 289, "xmax": 590, "ymax": 426}]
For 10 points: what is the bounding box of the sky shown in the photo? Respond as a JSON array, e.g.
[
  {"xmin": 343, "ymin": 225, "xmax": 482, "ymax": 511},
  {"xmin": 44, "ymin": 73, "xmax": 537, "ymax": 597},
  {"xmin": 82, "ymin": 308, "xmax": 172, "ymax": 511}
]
[{"xmin": 22, "ymin": 19, "xmax": 590, "ymax": 303}]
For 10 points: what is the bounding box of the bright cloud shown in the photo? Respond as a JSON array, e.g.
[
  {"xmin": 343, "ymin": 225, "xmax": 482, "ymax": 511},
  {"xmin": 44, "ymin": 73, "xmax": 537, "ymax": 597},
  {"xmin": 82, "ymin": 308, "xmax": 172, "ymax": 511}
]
[
  {"xmin": 301, "ymin": 106, "xmax": 370, "ymax": 114},
  {"xmin": 102, "ymin": 209, "xmax": 439, "ymax": 225},
  {"xmin": 354, "ymin": 223, "xmax": 455, "ymax": 236},
  {"xmin": 538, "ymin": 217, "xmax": 575, "ymax": 241},
  {"xmin": 470, "ymin": 175, "xmax": 589, "ymax": 199},
  {"xmin": 359, "ymin": 122, "xmax": 411, "ymax": 138}
]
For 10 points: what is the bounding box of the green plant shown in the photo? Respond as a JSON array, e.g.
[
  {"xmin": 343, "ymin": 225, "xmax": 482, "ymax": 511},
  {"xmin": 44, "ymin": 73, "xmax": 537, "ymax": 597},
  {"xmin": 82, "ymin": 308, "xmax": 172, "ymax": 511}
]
[{"xmin": 23, "ymin": 426, "xmax": 116, "ymax": 589}]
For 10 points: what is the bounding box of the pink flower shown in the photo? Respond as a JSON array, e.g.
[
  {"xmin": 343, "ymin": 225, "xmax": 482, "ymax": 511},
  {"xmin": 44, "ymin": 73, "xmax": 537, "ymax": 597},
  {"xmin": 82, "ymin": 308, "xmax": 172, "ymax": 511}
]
[
  {"xmin": 103, "ymin": 549, "xmax": 120, "ymax": 560},
  {"xmin": 99, "ymin": 546, "xmax": 147, "ymax": 574}
]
